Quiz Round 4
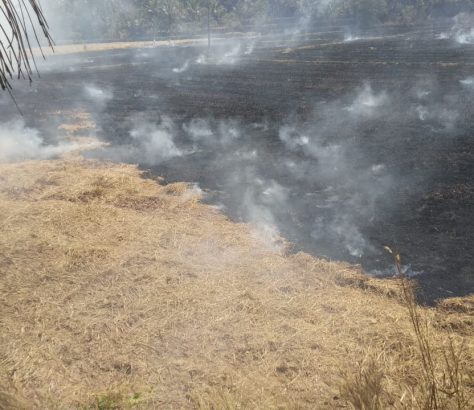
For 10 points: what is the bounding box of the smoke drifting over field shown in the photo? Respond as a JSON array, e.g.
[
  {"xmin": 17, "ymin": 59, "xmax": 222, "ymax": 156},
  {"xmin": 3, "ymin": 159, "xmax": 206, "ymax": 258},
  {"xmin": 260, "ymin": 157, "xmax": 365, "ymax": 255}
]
[
  {"xmin": 86, "ymin": 71, "xmax": 472, "ymax": 265},
  {"xmin": 2, "ymin": 3, "xmax": 474, "ymax": 298},
  {"xmin": 170, "ymin": 36, "xmax": 259, "ymax": 71},
  {"xmin": 276, "ymin": 84, "xmax": 393, "ymax": 258},
  {"xmin": 83, "ymin": 84, "xmax": 113, "ymax": 106},
  {"xmin": 92, "ymin": 115, "xmax": 184, "ymax": 166},
  {"xmin": 437, "ymin": 12, "xmax": 474, "ymax": 44},
  {"xmin": 0, "ymin": 120, "xmax": 77, "ymax": 163},
  {"xmin": 63, "ymin": 14, "xmax": 474, "ymax": 268}
]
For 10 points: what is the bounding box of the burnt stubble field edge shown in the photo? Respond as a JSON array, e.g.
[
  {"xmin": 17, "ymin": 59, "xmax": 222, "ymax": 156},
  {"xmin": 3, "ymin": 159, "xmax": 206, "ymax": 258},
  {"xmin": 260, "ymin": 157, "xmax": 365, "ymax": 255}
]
[{"xmin": 2, "ymin": 24, "xmax": 473, "ymax": 303}]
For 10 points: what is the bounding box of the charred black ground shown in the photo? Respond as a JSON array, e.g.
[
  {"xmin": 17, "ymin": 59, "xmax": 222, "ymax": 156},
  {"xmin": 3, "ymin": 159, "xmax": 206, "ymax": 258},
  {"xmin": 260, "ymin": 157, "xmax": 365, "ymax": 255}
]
[{"xmin": 2, "ymin": 24, "xmax": 473, "ymax": 303}]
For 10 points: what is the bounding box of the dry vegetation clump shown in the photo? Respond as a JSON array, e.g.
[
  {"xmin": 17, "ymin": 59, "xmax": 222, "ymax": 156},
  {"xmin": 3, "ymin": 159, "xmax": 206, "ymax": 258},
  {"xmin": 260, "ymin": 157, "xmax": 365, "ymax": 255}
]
[
  {"xmin": 0, "ymin": 158, "xmax": 472, "ymax": 409},
  {"xmin": 57, "ymin": 111, "xmax": 97, "ymax": 136},
  {"xmin": 34, "ymin": 38, "xmax": 199, "ymax": 57}
]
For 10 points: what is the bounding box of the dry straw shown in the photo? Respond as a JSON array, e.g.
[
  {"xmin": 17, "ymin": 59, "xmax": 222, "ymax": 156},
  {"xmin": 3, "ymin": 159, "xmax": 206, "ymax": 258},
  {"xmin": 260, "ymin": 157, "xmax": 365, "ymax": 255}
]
[{"xmin": 0, "ymin": 158, "xmax": 472, "ymax": 409}]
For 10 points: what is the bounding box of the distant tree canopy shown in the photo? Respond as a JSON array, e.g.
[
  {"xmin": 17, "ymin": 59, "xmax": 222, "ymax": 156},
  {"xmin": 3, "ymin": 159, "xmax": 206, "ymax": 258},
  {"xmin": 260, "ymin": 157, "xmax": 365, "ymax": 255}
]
[
  {"xmin": 332, "ymin": 0, "xmax": 473, "ymax": 27},
  {"xmin": 4, "ymin": 1, "xmax": 473, "ymax": 49},
  {"xmin": 1, "ymin": 1, "xmax": 470, "ymax": 94},
  {"xmin": 43, "ymin": 0, "xmax": 473, "ymax": 42},
  {"xmin": 0, "ymin": 0, "xmax": 53, "ymax": 92}
]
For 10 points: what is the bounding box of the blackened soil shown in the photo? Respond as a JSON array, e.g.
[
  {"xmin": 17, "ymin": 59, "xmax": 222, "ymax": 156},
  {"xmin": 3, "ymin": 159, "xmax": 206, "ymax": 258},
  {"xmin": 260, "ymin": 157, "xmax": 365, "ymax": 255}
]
[{"xmin": 2, "ymin": 26, "xmax": 473, "ymax": 303}]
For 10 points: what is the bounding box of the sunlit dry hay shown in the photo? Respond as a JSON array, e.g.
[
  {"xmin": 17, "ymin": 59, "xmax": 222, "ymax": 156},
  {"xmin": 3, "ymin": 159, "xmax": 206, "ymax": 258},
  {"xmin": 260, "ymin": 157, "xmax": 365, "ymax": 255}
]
[
  {"xmin": 0, "ymin": 159, "xmax": 472, "ymax": 409},
  {"xmin": 55, "ymin": 110, "xmax": 105, "ymax": 160},
  {"xmin": 33, "ymin": 38, "xmax": 201, "ymax": 57},
  {"xmin": 58, "ymin": 111, "xmax": 96, "ymax": 136},
  {"xmin": 33, "ymin": 34, "xmax": 259, "ymax": 57}
]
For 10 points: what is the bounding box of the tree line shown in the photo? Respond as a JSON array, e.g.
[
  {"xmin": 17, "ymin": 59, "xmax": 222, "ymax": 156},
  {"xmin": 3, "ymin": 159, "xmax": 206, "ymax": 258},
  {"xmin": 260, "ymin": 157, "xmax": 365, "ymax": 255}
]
[{"xmin": 44, "ymin": 0, "xmax": 474, "ymax": 42}]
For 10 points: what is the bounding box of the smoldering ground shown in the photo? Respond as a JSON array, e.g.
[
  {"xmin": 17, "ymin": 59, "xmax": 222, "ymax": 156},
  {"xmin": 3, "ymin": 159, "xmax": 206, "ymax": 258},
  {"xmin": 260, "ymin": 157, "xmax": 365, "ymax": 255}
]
[
  {"xmin": 1, "ymin": 15, "xmax": 474, "ymax": 301},
  {"xmin": 0, "ymin": 119, "xmax": 78, "ymax": 162},
  {"xmin": 87, "ymin": 64, "xmax": 473, "ymax": 299}
]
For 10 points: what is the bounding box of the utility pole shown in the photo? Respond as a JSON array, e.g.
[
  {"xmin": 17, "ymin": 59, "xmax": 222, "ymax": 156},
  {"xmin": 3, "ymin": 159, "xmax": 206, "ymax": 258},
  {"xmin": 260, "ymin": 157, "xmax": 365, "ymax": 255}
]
[
  {"xmin": 169, "ymin": 11, "xmax": 172, "ymax": 45},
  {"xmin": 207, "ymin": 1, "xmax": 211, "ymax": 50}
]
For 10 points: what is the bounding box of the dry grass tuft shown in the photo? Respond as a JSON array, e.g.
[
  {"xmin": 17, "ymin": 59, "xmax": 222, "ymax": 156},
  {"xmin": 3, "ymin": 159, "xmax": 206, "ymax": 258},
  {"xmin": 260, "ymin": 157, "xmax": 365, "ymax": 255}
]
[
  {"xmin": 0, "ymin": 159, "xmax": 472, "ymax": 409},
  {"xmin": 340, "ymin": 355, "xmax": 385, "ymax": 410},
  {"xmin": 339, "ymin": 249, "xmax": 473, "ymax": 409}
]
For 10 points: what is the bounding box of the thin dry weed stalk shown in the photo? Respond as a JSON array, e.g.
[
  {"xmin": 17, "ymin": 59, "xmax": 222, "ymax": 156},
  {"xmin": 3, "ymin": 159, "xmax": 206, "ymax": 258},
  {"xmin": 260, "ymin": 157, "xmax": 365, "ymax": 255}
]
[
  {"xmin": 341, "ymin": 247, "xmax": 471, "ymax": 410},
  {"xmin": 389, "ymin": 247, "xmax": 470, "ymax": 409}
]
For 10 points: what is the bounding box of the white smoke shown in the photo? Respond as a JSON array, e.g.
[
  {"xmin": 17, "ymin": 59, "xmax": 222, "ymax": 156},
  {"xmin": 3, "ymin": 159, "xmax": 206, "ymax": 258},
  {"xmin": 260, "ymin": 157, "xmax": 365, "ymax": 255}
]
[
  {"xmin": 131, "ymin": 120, "xmax": 182, "ymax": 164},
  {"xmin": 173, "ymin": 60, "xmax": 190, "ymax": 74},
  {"xmin": 85, "ymin": 71, "xmax": 470, "ymax": 266},
  {"xmin": 344, "ymin": 34, "xmax": 362, "ymax": 42},
  {"xmin": 345, "ymin": 83, "xmax": 388, "ymax": 117},
  {"xmin": 0, "ymin": 120, "xmax": 77, "ymax": 163},
  {"xmin": 218, "ymin": 45, "xmax": 243, "ymax": 65},
  {"xmin": 183, "ymin": 118, "xmax": 241, "ymax": 148},
  {"xmin": 460, "ymin": 77, "xmax": 474, "ymax": 90},
  {"xmin": 182, "ymin": 117, "xmax": 285, "ymax": 250},
  {"xmin": 279, "ymin": 126, "xmax": 310, "ymax": 150},
  {"xmin": 195, "ymin": 37, "xmax": 258, "ymax": 67},
  {"xmin": 180, "ymin": 183, "xmax": 204, "ymax": 203},
  {"xmin": 218, "ymin": 120, "xmax": 241, "ymax": 145},
  {"xmin": 453, "ymin": 12, "xmax": 474, "ymax": 44},
  {"xmin": 90, "ymin": 116, "xmax": 183, "ymax": 165},
  {"xmin": 333, "ymin": 217, "xmax": 369, "ymax": 258},
  {"xmin": 416, "ymin": 105, "xmax": 429, "ymax": 121},
  {"xmin": 244, "ymin": 41, "xmax": 256, "ymax": 55},
  {"xmin": 414, "ymin": 101, "xmax": 460, "ymax": 131},
  {"xmin": 183, "ymin": 118, "xmax": 214, "ymax": 144},
  {"xmin": 455, "ymin": 28, "xmax": 474, "ymax": 44},
  {"xmin": 275, "ymin": 83, "xmax": 396, "ymax": 258},
  {"xmin": 83, "ymin": 84, "xmax": 113, "ymax": 107},
  {"xmin": 242, "ymin": 178, "xmax": 287, "ymax": 251},
  {"xmin": 437, "ymin": 13, "xmax": 474, "ymax": 44}
]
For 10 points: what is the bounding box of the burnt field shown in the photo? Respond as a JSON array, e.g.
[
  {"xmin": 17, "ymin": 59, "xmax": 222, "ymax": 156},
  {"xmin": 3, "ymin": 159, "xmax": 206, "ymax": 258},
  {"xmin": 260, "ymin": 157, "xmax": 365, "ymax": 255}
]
[{"xmin": 1, "ymin": 26, "xmax": 473, "ymax": 302}]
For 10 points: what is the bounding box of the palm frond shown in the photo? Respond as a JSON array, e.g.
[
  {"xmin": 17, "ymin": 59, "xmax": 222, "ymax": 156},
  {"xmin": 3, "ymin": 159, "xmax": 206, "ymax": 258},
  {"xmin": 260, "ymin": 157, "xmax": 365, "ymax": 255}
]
[{"xmin": 0, "ymin": 0, "xmax": 53, "ymax": 93}]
